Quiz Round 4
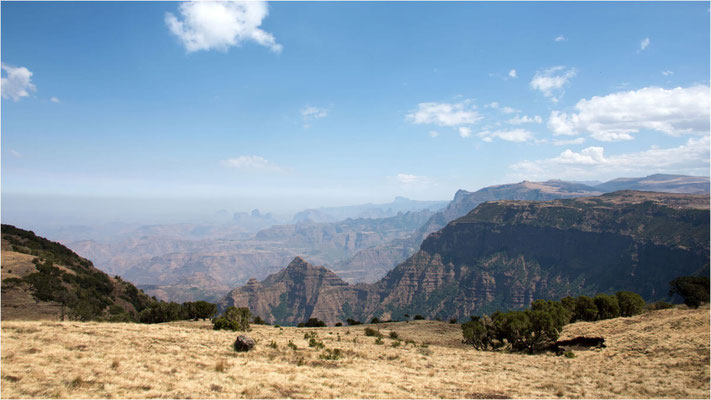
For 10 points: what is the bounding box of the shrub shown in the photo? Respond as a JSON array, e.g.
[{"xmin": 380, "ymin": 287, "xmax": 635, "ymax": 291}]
[
  {"xmin": 389, "ymin": 331, "xmax": 399, "ymax": 339},
  {"xmin": 218, "ymin": 306, "xmax": 251, "ymax": 331},
  {"xmin": 253, "ymin": 316, "xmax": 266, "ymax": 325},
  {"xmin": 564, "ymin": 350, "xmax": 576, "ymax": 359},
  {"xmin": 391, "ymin": 341, "xmax": 401, "ymax": 348},
  {"xmin": 449, "ymin": 318, "xmax": 458, "ymax": 324},
  {"xmin": 364, "ymin": 327, "xmax": 381, "ymax": 337},
  {"xmin": 319, "ymin": 348, "xmax": 342, "ymax": 360},
  {"xmin": 573, "ymin": 296, "xmax": 598, "ymax": 322},
  {"xmin": 370, "ymin": 317, "xmax": 380, "ymax": 324},
  {"xmin": 335, "ymin": 322, "xmax": 342, "ymax": 327},
  {"xmin": 268, "ymin": 341, "xmax": 278, "ymax": 349},
  {"xmin": 212, "ymin": 317, "xmax": 239, "ymax": 331},
  {"xmin": 287, "ymin": 340, "xmax": 298, "ymax": 351},
  {"xmin": 374, "ymin": 337, "xmax": 383, "ymax": 345},
  {"xmin": 648, "ymin": 301, "xmax": 674, "ymax": 310},
  {"xmin": 302, "ymin": 318, "xmax": 326, "ymax": 327},
  {"xmin": 413, "ymin": 315, "xmax": 425, "ymax": 320},
  {"xmin": 593, "ymin": 294, "xmax": 621, "ymax": 320},
  {"xmin": 346, "ymin": 318, "xmax": 362, "ymax": 325},
  {"xmin": 616, "ymin": 291, "xmax": 645, "ymax": 317},
  {"xmin": 183, "ymin": 301, "xmax": 218, "ymax": 320},
  {"xmin": 669, "ymin": 276, "xmax": 710, "ymax": 308},
  {"xmin": 308, "ymin": 337, "xmax": 325, "ymax": 349},
  {"xmin": 461, "ymin": 317, "xmax": 490, "ymax": 350},
  {"xmin": 531, "ymin": 299, "xmax": 572, "ymax": 326}
]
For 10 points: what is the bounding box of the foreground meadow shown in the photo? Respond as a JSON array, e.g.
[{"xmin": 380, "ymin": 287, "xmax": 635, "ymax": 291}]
[{"xmin": 1, "ymin": 307, "xmax": 709, "ymax": 399}]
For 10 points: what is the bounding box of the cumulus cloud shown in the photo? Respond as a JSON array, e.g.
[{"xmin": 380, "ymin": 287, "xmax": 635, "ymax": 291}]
[
  {"xmin": 478, "ymin": 128, "xmax": 534, "ymax": 142},
  {"xmin": 221, "ymin": 155, "xmax": 282, "ymax": 172},
  {"xmin": 1, "ymin": 64, "xmax": 36, "ymax": 101},
  {"xmin": 547, "ymin": 85, "xmax": 710, "ymax": 141},
  {"xmin": 511, "ymin": 136, "xmax": 710, "ymax": 180},
  {"xmin": 508, "ymin": 115, "xmax": 542, "ymax": 125},
  {"xmin": 50, "ymin": 97, "xmax": 60, "ymax": 103},
  {"xmin": 165, "ymin": 1, "xmax": 281, "ymax": 53},
  {"xmin": 508, "ymin": 69, "xmax": 517, "ymax": 78},
  {"xmin": 406, "ymin": 100, "xmax": 481, "ymax": 127},
  {"xmin": 530, "ymin": 66, "xmax": 576, "ymax": 101},
  {"xmin": 487, "ymin": 102, "xmax": 518, "ymax": 114},
  {"xmin": 554, "ymin": 35, "xmax": 566, "ymax": 42},
  {"xmin": 640, "ymin": 37, "xmax": 650, "ymax": 51}
]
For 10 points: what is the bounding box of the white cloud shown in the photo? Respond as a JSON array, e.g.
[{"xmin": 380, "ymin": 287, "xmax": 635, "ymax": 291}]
[
  {"xmin": 530, "ymin": 66, "xmax": 576, "ymax": 101},
  {"xmin": 301, "ymin": 105, "xmax": 328, "ymax": 127},
  {"xmin": 640, "ymin": 37, "xmax": 650, "ymax": 51},
  {"xmin": 478, "ymin": 128, "xmax": 534, "ymax": 142},
  {"xmin": 547, "ymin": 85, "xmax": 710, "ymax": 141},
  {"xmin": 9, "ymin": 149, "xmax": 22, "ymax": 158},
  {"xmin": 165, "ymin": 1, "xmax": 281, "ymax": 53},
  {"xmin": 50, "ymin": 97, "xmax": 60, "ymax": 103},
  {"xmin": 396, "ymin": 173, "xmax": 431, "ymax": 186},
  {"xmin": 406, "ymin": 100, "xmax": 481, "ymax": 127},
  {"xmin": 508, "ymin": 115, "xmax": 542, "ymax": 125},
  {"xmin": 221, "ymin": 155, "xmax": 282, "ymax": 172},
  {"xmin": 662, "ymin": 70, "xmax": 674, "ymax": 76},
  {"xmin": 554, "ymin": 35, "xmax": 566, "ymax": 42},
  {"xmin": 487, "ymin": 102, "xmax": 518, "ymax": 114},
  {"xmin": 1, "ymin": 64, "xmax": 36, "ymax": 101},
  {"xmin": 552, "ymin": 137, "xmax": 586, "ymax": 146},
  {"xmin": 458, "ymin": 127, "xmax": 472, "ymax": 138},
  {"xmin": 428, "ymin": 130, "xmax": 440, "ymax": 138},
  {"xmin": 511, "ymin": 136, "xmax": 710, "ymax": 180},
  {"xmin": 508, "ymin": 69, "xmax": 517, "ymax": 78}
]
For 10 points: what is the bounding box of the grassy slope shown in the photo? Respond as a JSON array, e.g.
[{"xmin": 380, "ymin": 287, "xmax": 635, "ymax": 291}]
[{"xmin": 1, "ymin": 307, "xmax": 708, "ymax": 399}]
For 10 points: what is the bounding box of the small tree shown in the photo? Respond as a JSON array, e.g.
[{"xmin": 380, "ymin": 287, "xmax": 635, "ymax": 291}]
[
  {"xmin": 593, "ymin": 294, "xmax": 620, "ymax": 320},
  {"xmin": 573, "ymin": 296, "xmax": 598, "ymax": 322},
  {"xmin": 669, "ymin": 276, "xmax": 710, "ymax": 308},
  {"xmin": 616, "ymin": 291, "xmax": 645, "ymax": 317},
  {"xmin": 193, "ymin": 301, "xmax": 218, "ymax": 320},
  {"xmin": 461, "ymin": 316, "xmax": 490, "ymax": 350},
  {"xmin": 213, "ymin": 306, "xmax": 251, "ymax": 331},
  {"xmin": 302, "ymin": 318, "xmax": 326, "ymax": 327}
]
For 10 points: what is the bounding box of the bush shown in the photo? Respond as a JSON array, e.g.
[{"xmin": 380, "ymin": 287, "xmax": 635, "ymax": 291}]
[
  {"xmin": 648, "ymin": 301, "xmax": 675, "ymax": 310},
  {"xmin": 371, "ymin": 317, "xmax": 380, "ymax": 324},
  {"xmin": 346, "ymin": 318, "xmax": 362, "ymax": 325},
  {"xmin": 308, "ymin": 337, "xmax": 325, "ymax": 349},
  {"xmin": 413, "ymin": 315, "xmax": 425, "ymax": 320},
  {"xmin": 319, "ymin": 348, "xmax": 342, "ymax": 360},
  {"xmin": 253, "ymin": 316, "xmax": 266, "ymax": 325},
  {"xmin": 616, "ymin": 291, "xmax": 646, "ymax": 317},
  {"xmin": 213, "ymin": 306, "xmax": 251, "ymax": 331},
  {"xmin": 302, "ymin": 318, "xmax": 326, "ymax": 327},
  {"xmin": 389, "ymin": 331, "xmax": 399, "ymax": 339},
  {"xmin": 461, "ymin": 317, "xmax": 490, "ymax": 350},
  {"xmin": 593, "ymin": 294, "xmax": 620, "ymax": 320},
  {"xmin": 212, "ymin": 317, "xmax": 239, "ymax": 331},
  {"xmin": 531, "ymin": 299, "xmax": 572, "ymax": 326},
  {"xmin": 364, "ymin": 327, "xmax": 381, "ymax": 337},
  {"xmin": 573, "ymin": 296, "xmax": 598, "ymax": 322},
  {"xmin": 335, "ymin": 322, "xmax": 342, "ymax": 327},
  {"xmin": 449, "ymin": 318, "xmax": 458, "ymax": 324},
  {"xmin": 669, "ymin": 276, "xmax": 710, "ymax": 308}
]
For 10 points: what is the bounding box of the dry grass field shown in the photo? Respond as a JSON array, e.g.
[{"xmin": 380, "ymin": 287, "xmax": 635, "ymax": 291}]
[{"xmin": 1, "ymin": 307, "xmax": 709, "ymax": 399}]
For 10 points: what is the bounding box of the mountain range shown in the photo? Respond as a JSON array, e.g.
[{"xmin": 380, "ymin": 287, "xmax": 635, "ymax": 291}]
[{"xmin": 219, "ymin": 190, "xmax": 710, "ymax": 325}]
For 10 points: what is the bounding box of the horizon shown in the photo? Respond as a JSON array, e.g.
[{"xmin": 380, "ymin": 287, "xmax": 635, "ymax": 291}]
[{"xmin": 2, "ymin": 1, "xmax": 710, "ymax": 227}]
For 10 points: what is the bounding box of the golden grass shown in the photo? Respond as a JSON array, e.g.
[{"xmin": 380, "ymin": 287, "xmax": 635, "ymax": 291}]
[{"xmin": 1, "ymin": 307, "xmax": 708, "ymax": 399}]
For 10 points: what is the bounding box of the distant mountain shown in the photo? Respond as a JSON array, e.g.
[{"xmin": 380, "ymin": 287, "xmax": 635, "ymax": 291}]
[
  {"xmin": 220, "ymin": 191, "xmax": 710, "ymax": 325},
  {"xmin": 1, "ymin": 225, "xmax": 152, "ymax": 321},
  {"xmin": 292, "ymin": 197, "xmax": 447, "ymax": 223},
  {"xmin": 595, "ymin": 174, "xmax": 710, "ymax": 194}
]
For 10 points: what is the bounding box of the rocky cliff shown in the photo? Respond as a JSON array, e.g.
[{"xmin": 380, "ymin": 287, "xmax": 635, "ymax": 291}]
[{"xmin": 220, "ymin": 191, "xmax": 710, "ymax": 325}]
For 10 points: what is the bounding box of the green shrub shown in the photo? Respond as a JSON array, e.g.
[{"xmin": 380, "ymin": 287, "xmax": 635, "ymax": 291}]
[
  {"xmin": 346, "ymin": 318, "xmax": 362, "ymax": 325},
  {"xmin": 217, "ymin": 306, "xmax": 251, "ymax": 331},
  {"xmin": 308, "ymin": 337, "xmax": 324, "ymax": 349},
  {"xmin": 389, "ymin": 331, "xmax": 399, "ymax": 339},
  {"xmin": 573, "ymin": 296, "xmax": 598, "ymax": 322},
  {"xmin": 564, "ymin": 350, "xmax": 576, "ymax": 358},
  {"xmin": 287, "ymin": 340, "xmax": 298, "ymax": 351},
  {"xmin": 253, "ymin": 316, "xmax": 266, "ymax": 325},
  {"xmin": 669, "ymin": 276, "xmax": 710, "ymax": 308},
  {"xmin": 593, "ymin": 294, "xmax": 620, "ymax": 320},
  {"xmin": 374, "ymin": 337, "xmax": 383, "ymax": 345},
  {"xmin": 461, "ymin": 317, "xmax": 490, "ymax": 350},
  {"xmin": 370, "ymin": 317, "xmax": 380, "ymax": 324},
  {"xmin": 268, "ymin": 341, "xmax": 278, "ymax": 349},
  {"xmin": 364, "ymin": 327, "xmax": 381, "ymax": 337},
  {"xmin": 335, "ymin": 322, "xmax": 342, "ymax": 327},
  {"xmin": 391, "ymin": 340, "xmax": 401, "ymax": 348},
  {"xmin": 212, "ymin": 317, "xmax": 239, "ymax": 331},
  {"xmin": 616, "ymin": 291, "xmax": 645, "ymax": 317},
  {"xmin": 413, "ymin": 315, "xmax": 425, "ymax": 320}
]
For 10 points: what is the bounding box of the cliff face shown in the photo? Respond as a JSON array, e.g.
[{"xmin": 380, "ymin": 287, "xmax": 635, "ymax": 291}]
[{"xmin": 220, "ymin": 191, "xmax": 710, "ymax": 325}]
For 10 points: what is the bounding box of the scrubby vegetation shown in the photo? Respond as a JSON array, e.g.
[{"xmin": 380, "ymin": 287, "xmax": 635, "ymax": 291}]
[
  {"xmin": 462, "ymin": 291, "xmax": 649, "ymax": 353},
  {"xmin": 213, "ymin": 307, "xmax": 251, "ymax": 331},
  {"xmin": 298, "ymin": 318, "xmax": 326, "ymax": 327},
  {"xmin": 669, "ymin": 276, "xmax": 710, "ymax": 308}
]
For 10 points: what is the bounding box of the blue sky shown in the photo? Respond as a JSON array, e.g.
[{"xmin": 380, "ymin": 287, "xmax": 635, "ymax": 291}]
[{"xmin": 2, "ymin": 1, "xmax": 709, "ymax": 222}]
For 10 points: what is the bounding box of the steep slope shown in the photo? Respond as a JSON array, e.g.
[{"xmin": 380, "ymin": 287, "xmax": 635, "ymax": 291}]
[
  {"xmin": 1, "ymin": 225, "xmax": 152, "ymax": 321},
  {"xmin": 221, "ymin": 191, "xmax": 710, "ymax": 325}
]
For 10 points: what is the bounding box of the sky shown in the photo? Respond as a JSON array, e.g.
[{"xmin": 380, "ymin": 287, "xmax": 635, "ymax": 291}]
[{"xmin": 2, "ymin": 1, "xmax": 710, "ymax": 224}]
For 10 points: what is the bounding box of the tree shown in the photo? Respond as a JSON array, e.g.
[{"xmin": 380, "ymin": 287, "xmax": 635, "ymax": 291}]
[
  {"xmin": 193, "ymin": 301, "xmax": 218, "ymax": 320},
  {"xmin": 461, "ymin": 316, "xmax": 490, "ymax": 350},
  {"xmin": 669, "ymin": 276, "xmax": 710, "ymax": 308},
  {"xmin": 573, "ymin": 296, "xmax": 598, "ymax": 322},
  {"xmin": 593, "ymin": 294, "xmax": 620, "ymax": 320},
  {"xmin": 616, "ymin": 291, "xmax": 645, "ymax": 317},
  {"xmin": 531, "ymin": 299, "xmax": 572, "ymax": 326},
  {"xmin": 302, "ymin": 317, "xmax": 326, "ymax": 327}
]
